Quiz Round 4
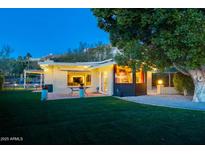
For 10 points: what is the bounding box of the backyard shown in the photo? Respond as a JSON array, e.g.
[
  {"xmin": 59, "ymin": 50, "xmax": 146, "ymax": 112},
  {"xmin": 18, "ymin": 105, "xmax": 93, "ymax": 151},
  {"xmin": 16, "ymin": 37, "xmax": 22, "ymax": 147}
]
[{"xmin": 1, "ymin": 90, "xmax": 205, "ymax": 144}]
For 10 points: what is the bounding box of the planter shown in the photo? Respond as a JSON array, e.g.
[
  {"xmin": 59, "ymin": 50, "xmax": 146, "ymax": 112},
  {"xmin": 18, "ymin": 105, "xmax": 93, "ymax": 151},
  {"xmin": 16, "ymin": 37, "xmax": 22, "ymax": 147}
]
[
  {"xmin": 41, "ymin": 85, "xmax": 48, "ymax": 101},
  {"xmin": 79, "ymin": 83, "xmax": 84, "ymax": 98}
]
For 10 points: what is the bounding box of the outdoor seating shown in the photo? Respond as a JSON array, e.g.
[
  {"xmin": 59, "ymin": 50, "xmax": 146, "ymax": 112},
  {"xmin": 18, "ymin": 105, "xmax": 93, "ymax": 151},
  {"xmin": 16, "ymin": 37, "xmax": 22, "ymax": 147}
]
[{"xmin": 69, "ymin": 86, "xmax": 90, "ymax": 96}]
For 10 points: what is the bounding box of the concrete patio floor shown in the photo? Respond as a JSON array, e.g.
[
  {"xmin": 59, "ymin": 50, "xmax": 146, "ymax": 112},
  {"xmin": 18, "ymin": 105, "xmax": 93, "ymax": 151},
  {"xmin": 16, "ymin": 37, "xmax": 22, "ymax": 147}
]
[
  {"xmin": 47, "ymin": 92, "xmax": 106, "ymax": 100},
  {"xmin": 118, "ymin": 95, "xmax": 205, "ymax": 111}
]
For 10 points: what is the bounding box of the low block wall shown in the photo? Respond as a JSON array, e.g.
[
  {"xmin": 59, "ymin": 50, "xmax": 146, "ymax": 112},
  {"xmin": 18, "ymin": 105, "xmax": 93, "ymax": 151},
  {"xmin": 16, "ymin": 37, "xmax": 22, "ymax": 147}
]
[{"xmin": 157, "ymin": 85, "xmax": 179, "ymax": 95}]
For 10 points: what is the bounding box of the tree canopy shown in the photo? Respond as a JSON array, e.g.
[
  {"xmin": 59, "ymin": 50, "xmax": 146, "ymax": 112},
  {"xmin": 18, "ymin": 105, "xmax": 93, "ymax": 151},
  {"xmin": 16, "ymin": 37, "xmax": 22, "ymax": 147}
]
[
  {"xmin": 92, "ymin": 8, "xmax": 205, "ymax": 102},
  {"xmin": 92, "ymin": 9, "xmax": 205, "ymax": 72},
  {"xmin": 0, "ymin": 45, "xmax": 14, "ymax": 76},
  {"xmin": 0, "ymin": 46, "xmax": 39, "ymax": 78},
  {"xmin": 52, "ymin": 42, "xmax": 114, "ymax": 62}
]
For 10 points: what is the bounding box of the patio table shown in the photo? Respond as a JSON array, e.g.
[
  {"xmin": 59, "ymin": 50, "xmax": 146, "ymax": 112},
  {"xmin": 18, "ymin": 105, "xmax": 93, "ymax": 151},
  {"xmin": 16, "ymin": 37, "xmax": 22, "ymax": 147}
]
[{"xmin": 68, "ymin": 86, "xmax": 90, "ymax": 96}]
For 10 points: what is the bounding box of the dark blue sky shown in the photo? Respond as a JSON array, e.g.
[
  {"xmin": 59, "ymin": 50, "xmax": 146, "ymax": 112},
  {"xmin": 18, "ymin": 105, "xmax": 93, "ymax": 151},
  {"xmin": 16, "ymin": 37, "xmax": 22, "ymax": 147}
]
[{"xmin": 0, "ymin": 8, "xmax": 110, "ymax": 58}]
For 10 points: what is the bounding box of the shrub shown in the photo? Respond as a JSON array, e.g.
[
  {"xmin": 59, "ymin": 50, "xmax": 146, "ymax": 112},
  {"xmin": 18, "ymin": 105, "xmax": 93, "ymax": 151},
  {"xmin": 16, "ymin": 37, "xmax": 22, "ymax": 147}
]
[
  {"xmin": 0, "ymin": 74, "xmax": 4, "ymax": 90},
  {"xmin": 173, "ymin": 72, "xmax": 194, "ymax": 95}
]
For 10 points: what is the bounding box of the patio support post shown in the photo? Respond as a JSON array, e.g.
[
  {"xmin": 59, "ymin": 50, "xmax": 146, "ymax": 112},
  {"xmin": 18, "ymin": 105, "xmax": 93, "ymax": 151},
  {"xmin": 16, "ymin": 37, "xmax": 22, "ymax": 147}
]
[
  {"xmin": 147, "ymin": 71, "xmax": 152, "ymax": 90},
  {"xmin": 132, "ymin": 67, "xmax": 137, "ymax": 96},
  {"xmin": 168, "ymin": 72, "xmax": 171, "ymax": 87},
  {"xmin": 40, "ymin": 73, "xmax": 43, "ymax": 88},
  {"xmin": 23, "ymin": 70, "xmax": 26, "ymax": 89},
  {"xmin": 113, "ymin": 64, "xmax": 116, "ymax": 95}
]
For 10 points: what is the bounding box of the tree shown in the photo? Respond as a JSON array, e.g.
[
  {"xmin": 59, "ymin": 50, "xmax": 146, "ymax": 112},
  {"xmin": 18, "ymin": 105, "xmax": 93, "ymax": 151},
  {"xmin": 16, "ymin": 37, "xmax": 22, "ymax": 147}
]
[
  {"xmin": 12, "ymin": 56, "xmax": 27, "ymax": 76},
  {"xmin": 24, "ymin": 52, "xmax": 32, "ymax": 70},
  {"xmin": 0, "ymin": 45, "xmax": 13, "ymax": 58},
  {"xmin": 0, "ymin": 45, "xmax": 14, "ymax": 76},
  {"xmin": 92, "ymin": 9, "xmax": 205, "ymax": 102},
  {"xmin": 0, "ymin": 72, "xmax": 4, "ymax": 90},
  {"xmin": 0, "ymin": 46, "xmax": 40, "ymax": 85},
  {"xmin": 173, "ymin": 72, "xmax": 194, "ymax": 95},
  {"xmin": 52, "ymin": 42, "xmax": 113, "ymax": 62}
]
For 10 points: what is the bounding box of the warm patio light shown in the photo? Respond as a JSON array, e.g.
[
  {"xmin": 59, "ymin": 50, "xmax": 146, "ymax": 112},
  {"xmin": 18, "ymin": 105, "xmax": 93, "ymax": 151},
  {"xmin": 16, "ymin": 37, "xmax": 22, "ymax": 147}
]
[
  {"xmin": 104, "ymin": 71, "xmax": 108, "ymax": 77},
  {"xmin": 157, "ymin": 79, "xmax": 163, "ymax": 85}
]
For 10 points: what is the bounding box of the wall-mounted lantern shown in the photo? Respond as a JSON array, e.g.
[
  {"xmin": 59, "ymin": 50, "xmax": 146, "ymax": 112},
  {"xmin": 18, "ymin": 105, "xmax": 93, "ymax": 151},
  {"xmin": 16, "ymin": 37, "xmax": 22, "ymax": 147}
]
[
  {"xmin": 157, "ymin": 79, "xmax": 164, "ymax": 95},
  {"xmin": 157, "ymin": 79, "xmax": 163, "ymax": 85}
]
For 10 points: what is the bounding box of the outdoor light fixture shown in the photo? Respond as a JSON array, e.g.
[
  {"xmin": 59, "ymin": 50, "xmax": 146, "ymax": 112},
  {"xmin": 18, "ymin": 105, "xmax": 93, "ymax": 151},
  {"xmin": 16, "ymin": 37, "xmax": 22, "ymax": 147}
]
[
  {"xmin": 157, "ymin": 79, "xmax": 163, "ymax": 85},
  {"xmin": 13, "ymin": 83, "xmax": 18, "ymax": 90}
]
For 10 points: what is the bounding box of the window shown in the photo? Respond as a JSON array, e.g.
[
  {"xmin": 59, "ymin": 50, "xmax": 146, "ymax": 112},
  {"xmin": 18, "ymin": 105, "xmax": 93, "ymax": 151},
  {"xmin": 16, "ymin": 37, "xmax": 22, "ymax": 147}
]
[
  {"xmin": 86, "ymin": 74, "xmax": 91, "ymax": 85},
  {"xmin": 115, "ymin": 66, "xmax": 145, "ymax": 84},
  {"xmin": 136, "ymin": 70, "xmax": 145, "ymax": 83},
  {"xmin": 115, "ymin": 66, "xmax": 132, "ymax": 83},
  {"xmin": 152, "ymin": 73, "xmax": 174, "ymax": 87},
  {"xmin": 73, "ymin": 77, "xmax": 83, "ymax": 84},
  {"xmin": 67, "ymin": 72, "xmax": 91, "ymax": 86}
]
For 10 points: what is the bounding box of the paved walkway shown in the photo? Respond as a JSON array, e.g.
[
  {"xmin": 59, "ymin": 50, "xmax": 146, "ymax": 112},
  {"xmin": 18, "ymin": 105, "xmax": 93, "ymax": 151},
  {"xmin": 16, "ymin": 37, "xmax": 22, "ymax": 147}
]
[{"xmin": 118, "ymin": 95, "xmax": 205, "ymax": 111}]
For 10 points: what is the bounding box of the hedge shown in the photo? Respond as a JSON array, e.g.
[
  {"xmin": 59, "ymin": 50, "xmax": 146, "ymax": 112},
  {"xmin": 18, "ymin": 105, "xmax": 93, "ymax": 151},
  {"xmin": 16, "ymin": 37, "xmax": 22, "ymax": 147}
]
[
  {"xmin": 0, "ymin": 74, "xmax": 4, "ymax": 90},
  {"xmin": 173, "ymin": 72, "xmax": 194, "ymax": 95}
]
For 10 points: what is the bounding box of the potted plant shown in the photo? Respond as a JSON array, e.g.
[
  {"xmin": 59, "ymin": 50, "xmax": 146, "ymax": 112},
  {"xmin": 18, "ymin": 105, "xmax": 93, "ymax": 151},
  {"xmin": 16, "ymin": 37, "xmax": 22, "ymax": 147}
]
[
  {"xmin": 41, "ymin": 85, "xmax": 48, "ymax": 101},
  {"xmin": 79, "ymin": 83, "xmax": 84, "ymax": 98}
]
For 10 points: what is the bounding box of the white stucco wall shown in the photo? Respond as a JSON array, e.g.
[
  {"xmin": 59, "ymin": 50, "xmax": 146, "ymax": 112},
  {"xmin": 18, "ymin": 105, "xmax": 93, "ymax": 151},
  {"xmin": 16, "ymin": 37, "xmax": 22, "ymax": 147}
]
[
  {"xmin": 43, "ymin": 66, "xmax": 68, "ymax": 94},
  {"xmin": 52, "ymin": 66, "xmax": 68, "ymax": 94},
  {"xmin": 157, "ymin": 85, "xmax": 179, "ymax": 95},
  {"xmin": 44, "ymin": 66, "xmax": 54, "ymax": 85},
  {"xmin": 147, "ymin": 71, "xmax": 152, "ymax": 94},
  {"xmin": 90, "ymin": 68, "xmax": 99, "ymax": 93}
]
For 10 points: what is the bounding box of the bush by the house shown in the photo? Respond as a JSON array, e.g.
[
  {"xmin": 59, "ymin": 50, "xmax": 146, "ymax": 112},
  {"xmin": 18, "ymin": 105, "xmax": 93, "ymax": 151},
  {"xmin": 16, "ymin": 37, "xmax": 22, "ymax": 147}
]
[
  {"xmin": 0, "ymin": 74, "xmax": 4, "ymax": 90},
  {"xmin": 173, "ymin": 72, "xmax": 194, "ymax": 95}
]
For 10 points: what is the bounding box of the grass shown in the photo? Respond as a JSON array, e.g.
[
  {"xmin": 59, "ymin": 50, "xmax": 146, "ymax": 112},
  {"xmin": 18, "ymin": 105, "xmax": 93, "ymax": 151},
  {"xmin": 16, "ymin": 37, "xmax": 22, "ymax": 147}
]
[
  {"xmin": 2, "ymin": 87, "xmax": 35, "ymax": 91},
  {"xmin": 1, "ymin": 90, "xmax": 205, "ymax": 145}
]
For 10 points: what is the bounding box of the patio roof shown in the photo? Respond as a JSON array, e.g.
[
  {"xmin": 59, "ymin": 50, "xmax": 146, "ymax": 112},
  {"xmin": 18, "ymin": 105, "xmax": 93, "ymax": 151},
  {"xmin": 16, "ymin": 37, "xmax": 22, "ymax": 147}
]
[{"xmin": 23, "ymin": 69, "xmax": 44, "ymax": 89}]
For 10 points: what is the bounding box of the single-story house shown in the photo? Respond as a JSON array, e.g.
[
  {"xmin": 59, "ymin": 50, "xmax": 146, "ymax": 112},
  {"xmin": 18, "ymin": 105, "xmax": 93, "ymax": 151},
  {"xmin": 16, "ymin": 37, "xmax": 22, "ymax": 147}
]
[{"xmin": 38, "ymin": 59, "xmax": 178, "ymax": 96}]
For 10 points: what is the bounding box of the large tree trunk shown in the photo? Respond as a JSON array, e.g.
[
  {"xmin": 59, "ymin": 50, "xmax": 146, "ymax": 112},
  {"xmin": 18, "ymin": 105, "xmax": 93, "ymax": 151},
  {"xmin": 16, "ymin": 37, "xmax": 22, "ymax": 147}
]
[{"xmin": 189, "ymin": 69, "xmax": 205, "ymax": 103}]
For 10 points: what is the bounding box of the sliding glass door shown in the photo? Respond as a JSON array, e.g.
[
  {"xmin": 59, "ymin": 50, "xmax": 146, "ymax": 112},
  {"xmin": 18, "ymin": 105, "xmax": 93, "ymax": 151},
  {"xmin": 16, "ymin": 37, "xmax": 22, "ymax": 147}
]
[{"xmin": 100, "ymin": 72, "xmax": 108, "ymax": 93}]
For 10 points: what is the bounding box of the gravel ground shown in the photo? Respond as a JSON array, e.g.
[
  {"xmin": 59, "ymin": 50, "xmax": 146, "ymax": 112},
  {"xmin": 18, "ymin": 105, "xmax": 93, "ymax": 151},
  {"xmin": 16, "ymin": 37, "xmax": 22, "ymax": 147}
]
[{"xmin": 118, "ymin": 95, "xmax": 205, "ymax": 111}]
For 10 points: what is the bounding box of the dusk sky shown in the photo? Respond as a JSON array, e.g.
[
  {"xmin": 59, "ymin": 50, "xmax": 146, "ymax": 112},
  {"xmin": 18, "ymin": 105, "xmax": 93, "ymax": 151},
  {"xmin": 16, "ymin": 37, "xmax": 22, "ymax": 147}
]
[{"xmin": 0, "ymin": 8, "xmax": 110, "ymax": 58}]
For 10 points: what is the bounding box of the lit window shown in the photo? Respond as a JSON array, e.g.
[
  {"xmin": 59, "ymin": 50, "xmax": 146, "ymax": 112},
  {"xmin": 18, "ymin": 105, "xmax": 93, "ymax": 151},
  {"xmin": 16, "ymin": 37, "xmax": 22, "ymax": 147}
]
[
  {"xmin": 115, "ymin": 66, "xmax": 132, "ymax": 83},
  {"xmin": 136, "ymin": 69, "xmax": 144, "ymax": 83},
  {"xmin": 67, "ymin": 72, "xmax": 91, "ymax": 86}
]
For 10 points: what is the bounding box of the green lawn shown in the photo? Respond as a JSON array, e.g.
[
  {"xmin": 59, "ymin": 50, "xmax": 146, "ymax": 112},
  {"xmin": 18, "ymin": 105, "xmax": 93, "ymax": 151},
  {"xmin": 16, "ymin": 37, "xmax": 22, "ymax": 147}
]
[{"xmin": 1, "ymin": 90, "xmax": 205, "ymax": 145}]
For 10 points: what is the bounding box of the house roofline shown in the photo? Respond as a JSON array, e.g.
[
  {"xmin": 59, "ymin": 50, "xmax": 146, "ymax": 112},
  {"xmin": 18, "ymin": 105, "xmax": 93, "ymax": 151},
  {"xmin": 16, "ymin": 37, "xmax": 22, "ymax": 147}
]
[{"xmin": 38, "ymin": 59, "xmax": 115, "ymax": 68}]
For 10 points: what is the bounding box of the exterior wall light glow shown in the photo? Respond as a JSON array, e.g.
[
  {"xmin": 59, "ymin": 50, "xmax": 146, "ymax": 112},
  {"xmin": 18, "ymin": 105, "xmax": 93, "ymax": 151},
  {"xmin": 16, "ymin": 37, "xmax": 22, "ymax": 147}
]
[{"xmin": 157, "ymin": 79, "xmax": 163, "ymax": 85}]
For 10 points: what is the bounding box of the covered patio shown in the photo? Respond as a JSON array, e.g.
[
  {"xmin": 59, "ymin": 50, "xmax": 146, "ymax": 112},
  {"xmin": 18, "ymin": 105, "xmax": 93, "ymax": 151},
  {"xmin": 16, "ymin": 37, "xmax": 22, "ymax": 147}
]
[
  {"xmin": 23, "ymin": 69, "xmax": 44, "ymax": 89},
  {"xmin": 38, "ymin": 59, "xmax": 114, "ymax": 96},
  {"xmin": 146, "ymin": 68, "xmax": 179, "ymax": 95}
]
